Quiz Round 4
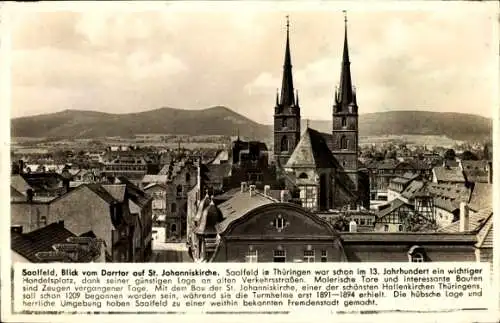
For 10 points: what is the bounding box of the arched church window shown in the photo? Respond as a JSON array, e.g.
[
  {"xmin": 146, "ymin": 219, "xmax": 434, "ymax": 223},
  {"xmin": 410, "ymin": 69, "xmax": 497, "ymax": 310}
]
[
  {"xmin": 340, "ymin": 136, "xmax": 347, "ymax": 150},
  {"xmin": 281, "ymin": 118, "xmax": 287, "ymax": 128},
  {"xmin": 298, "ymin": 173, "xmax": 308, "ymax": 179},
  {"xmin": 281, "ymin": 136, "xmax": 289, "ymax": 152},
  {"xmin": 341, "ymin": 117, "xmax": 347, "ymax": 128}
]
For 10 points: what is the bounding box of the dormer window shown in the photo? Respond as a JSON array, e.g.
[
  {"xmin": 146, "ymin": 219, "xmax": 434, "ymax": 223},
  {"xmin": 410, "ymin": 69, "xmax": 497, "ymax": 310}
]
[
  {"xmin": 275, "ymin": 215, "xmax": 285, "ymax": 230},
  {"xmin": 408, "ymin": 245, "xmax": 426, "ymax": 262}
]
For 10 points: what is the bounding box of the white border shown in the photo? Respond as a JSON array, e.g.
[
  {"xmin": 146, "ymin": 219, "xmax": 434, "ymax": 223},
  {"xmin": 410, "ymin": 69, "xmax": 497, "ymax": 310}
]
[{"xmin": 1, "ymin": 1, "xmax": 499, "ymax": 322}]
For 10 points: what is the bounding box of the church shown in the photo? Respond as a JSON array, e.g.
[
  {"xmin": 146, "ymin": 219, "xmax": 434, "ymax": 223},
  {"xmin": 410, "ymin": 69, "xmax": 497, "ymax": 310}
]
[{"xmin": 273, "ymin": 15, "xmax": 370, "ymax": 211}]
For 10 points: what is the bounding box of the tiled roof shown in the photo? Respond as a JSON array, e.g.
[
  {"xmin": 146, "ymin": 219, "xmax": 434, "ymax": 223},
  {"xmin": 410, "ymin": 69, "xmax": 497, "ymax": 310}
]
[
  {"xmin": 438, "ymin": 208, "xmax": 492, "ymax": 233},
  {"xmin": 286, "ymin": 128, "xmax": 339, "ymax": 169},
  {"xmin": 401, "ymin": 180, "xmax": 425, "ymax": 200},
  {"xmin": 376, "ymin": 159, "xmax": 398, "ymax": 170},
  {"xmin": 116, "ymin": 176, "xmax": 152, "ymax": 207},
  {"xmin": 11, "ymin": 175, "xmax": 32, "ymax": 196},
  {"xmin": 87, "ymin": 184, "xmax": 118, "ymax": 204},
  {"xmin": 215, "ymin": 190, "xmax": 276, "ymax": 233},
  {"xmin": 141, "ymin": 175, "xmax": 169, "ymax": 184},
  {"xmin": 102, "ymin": 184, "xmax": 127, "ymax": 202},
  {"xmin": 408, "ymin": 159, "xmax": 432, "ymax": 170},
  {"xmin": 433, "ymin": 166, "xmax": 465, "ymax": 183},
  {"xmin": 433, "ymin": 197, "xmax": 459, "ymax": 213},
  {"xmin": 376, "ymin": 198, "xmax": 411, "ymax": 219},
  {"xmin": 468, "ymin": 183, "xmax": 492, "ymax": 212},
  {"xmin": 11, "ymin": 222, "xmax": 75, "ymax": 262}
]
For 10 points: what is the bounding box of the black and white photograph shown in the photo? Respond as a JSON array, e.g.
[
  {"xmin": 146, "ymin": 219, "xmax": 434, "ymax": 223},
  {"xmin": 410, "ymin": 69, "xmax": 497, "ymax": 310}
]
[{"xmin": 2, "ymin": 1, "xmax": 498, "ymax": 320}]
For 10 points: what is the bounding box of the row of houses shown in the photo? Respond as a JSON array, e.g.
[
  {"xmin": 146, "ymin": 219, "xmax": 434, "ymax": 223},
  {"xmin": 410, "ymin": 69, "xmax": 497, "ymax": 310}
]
[
  {"xmin": 185, "ymin": 181, "xmax": 492, "ymax": 265},
  {"xmin": 11, "ymin": 173, "xmax": 153, "ymax": 263}
]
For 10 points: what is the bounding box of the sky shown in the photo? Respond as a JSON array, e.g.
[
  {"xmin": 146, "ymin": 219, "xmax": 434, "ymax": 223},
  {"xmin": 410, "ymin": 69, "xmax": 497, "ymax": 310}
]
[{"xmin": 7, "ymin": 1, "xmax": 498, "ymax": 124}]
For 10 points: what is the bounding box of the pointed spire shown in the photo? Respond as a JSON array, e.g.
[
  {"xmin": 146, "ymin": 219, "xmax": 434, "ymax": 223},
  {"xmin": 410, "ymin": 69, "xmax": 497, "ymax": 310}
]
[
  {"xmin": 280, "ymin": 15, "xmax": 295, "ymax": 106},
  {"xmin": 276, "ymin": 88, "xmax": 279, "ymax": 105},
  {"xmin": 338, "ymin": 10, "xmax": 355, "ymax": 107},
  {"xmin": 295, "ymin": 89, "xmax": 299, "ymax": 106}
]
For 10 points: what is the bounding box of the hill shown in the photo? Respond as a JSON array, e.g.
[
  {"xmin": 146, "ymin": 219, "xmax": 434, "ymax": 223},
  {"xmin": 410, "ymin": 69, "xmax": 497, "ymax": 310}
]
[
  {"xmin": 11, "ymin": 109, "xmax": 491, "ymax": 142},
  {"xmin": 301, "ymin": 111, "xmax": 492, "ymax": 142},
  {"xmin": 11, "ymin": 106, "xmax": 271, "ymax": 140}
]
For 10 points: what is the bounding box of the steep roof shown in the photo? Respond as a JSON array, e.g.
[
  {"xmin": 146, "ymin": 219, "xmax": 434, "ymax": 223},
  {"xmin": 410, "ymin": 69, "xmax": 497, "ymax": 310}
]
[
  {"xmin": 196, "ymin": 201, "xmax": 224, "ymax": 235},
  {"xmin": 468, "ymin": 183, "xmax": 493, "ymax": 212},
  {"xmin": 376, "ymin": 198, "xmax": 411, "ymax": 219},
  {"xmin": 286, "ymin": 128, "xmax": 338, "ymax": 169},
  {"xmin": 215, "ymin": 190, "xmax": 276, "ymax": 233},
  {"xmin": 86, "ymin": 184, "xmax": 118, "ymax": 204},
  {"xmin": 11, "ymin": 222, "xmax": 75, "ymax": 262},
  {"xmin": 433, "ymin": 166, "xmax": 465, "ymax": 183},
  {"xmin": 11, "ymin": 175, "xmax": 32, "ymax": 196},
  {"xmin": 206, "ymin": 164, "xmax": 232, "ymax": 183},
  {"xmin": 102, "ymin": 184, "xmax": 127, "ymax": 202},
  {"xmin": 438, "ymin": 208, "xmax": 492, "ymax": 234}
]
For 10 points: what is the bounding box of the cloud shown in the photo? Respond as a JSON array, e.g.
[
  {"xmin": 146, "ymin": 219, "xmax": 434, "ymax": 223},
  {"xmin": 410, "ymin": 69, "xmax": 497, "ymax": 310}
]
[{"xmin": 8, "ymin": 4, "xmax": 497, "ymax": 124}]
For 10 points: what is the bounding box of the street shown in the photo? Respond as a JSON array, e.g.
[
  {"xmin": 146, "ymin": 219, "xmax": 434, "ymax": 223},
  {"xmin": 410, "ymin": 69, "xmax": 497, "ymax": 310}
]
[{"xmin": 151, "ymin": 241, "xmax": 192, "ymax": 263}]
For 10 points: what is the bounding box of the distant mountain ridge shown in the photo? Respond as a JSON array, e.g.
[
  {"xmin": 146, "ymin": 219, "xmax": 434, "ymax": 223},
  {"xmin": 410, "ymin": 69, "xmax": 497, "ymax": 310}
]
[{"xmin": 11, "ymin": 108, "xmax": 492, "ymax": 142}]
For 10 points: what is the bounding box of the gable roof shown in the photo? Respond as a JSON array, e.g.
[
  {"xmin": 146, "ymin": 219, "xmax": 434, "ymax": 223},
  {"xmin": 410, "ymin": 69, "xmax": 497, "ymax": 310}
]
[
  {"xmin": 433, "ymin": 166, "xmax": 465, "ymax": 183},
  {"xmin": 286, "ymin": 128, "xmax": 338, "ymax": 169},
  {"xmin": 102, "ymin": 184, "xmax": 127, "ymax": 202},
  {"xmin": 11, "ymin": 222, "xmax": 76, "ymax": 262},
  {"xmin": 376, "ymin": 198, "xmax": 412, "ymax": 219},
  {"xmin": 116, "ymin": 176, "xmax": 151, "ymax": 207},
  {"xmin": 468, "ymin": 183, "xmax": 493, "ymax": 212},
  {"xmin": 11, "ymin": 175, "xmax": 32, "ymax": 196},
  {"xmin": 86, "ymin": 184, "xmax": 118, "ymax": 204}
]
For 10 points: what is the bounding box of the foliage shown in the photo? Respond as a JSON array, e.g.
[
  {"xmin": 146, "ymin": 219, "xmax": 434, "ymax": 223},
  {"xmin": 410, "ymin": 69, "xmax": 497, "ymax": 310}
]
[
  {"xmin": 444, "ymin": 149, "xmax": 456, "ymax": 160},
  {"xmin": 461, "ymin": 150, "xmax": 479, "ymax": 161}
]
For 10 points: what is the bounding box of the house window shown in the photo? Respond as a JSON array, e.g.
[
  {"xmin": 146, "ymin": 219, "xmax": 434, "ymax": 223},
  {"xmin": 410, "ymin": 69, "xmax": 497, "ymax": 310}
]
[
  {"xmin": 185, "ymin": 173, "xmax": 191, "ymax": 183},
  {"xmin": 384, "ymin": 225, "xmax": 389, "ymax": 232},
  {"xmin": 299, "ymin": 185, "xmax": 317, "ymax": 210},
  {"xmin": 273, "ymin": 249, "xmax": 286, "ymax": 263},
  {"xmin": 341, "ymin": 117, "xmax": 347, "ymax": 128},
  {"xmin": 274, "ymin": 215, "xmax": 285, "ymax": 231},
  {"xmin": 171, "ymin": 224, "xmax": 177, "ymax": 233},
  {"xmin": 40, "ymin": 216, "xmax": 47, "ymax": 226},
  {"xmin": 398, "ymin": 225, "xmax": 403, "ymax": 232},
  {"xmin": 171, "ymin": 203, "xmax": 177, "ymax": 213},
  {"xmin": 411, "ymin": 253, "xmax": 424, "ymax": 263},
  {"xmin": 321, "ymin": 250, "xmax": 328, "ymax": 262},
  {"xmin": 303, "ymin": 250, "xmax": 315, "ymax": 263},
  {"xmin": 245, "ymin": 249, "xmax": 258, "ymax": 263},
  {"xmin": 176, "ymin": 185, "xmax": 183, "ymax": 197}
]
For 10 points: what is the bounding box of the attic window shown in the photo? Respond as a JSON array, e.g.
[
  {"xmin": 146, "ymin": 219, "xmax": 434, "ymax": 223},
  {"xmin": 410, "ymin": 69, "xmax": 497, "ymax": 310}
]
[{"xmin": 298, "ymin": 173, "xmax": 308, "ymax": 179}]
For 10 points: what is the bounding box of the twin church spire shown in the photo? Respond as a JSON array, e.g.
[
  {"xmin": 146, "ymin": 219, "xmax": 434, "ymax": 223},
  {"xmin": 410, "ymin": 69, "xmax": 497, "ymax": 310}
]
[{"xmin": 277, "ymin": 12, "xmax": 356, "ymax": 109}]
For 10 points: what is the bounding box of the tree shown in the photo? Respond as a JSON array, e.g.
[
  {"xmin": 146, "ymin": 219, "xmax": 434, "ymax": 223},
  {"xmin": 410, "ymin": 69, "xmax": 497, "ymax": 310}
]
[
  {"xmin": 444, "ymin": 149, "xmax": 456, "ymax": 160},
  {"xmin": 331, "ymin": 214, "xmax": 350, "ymax": 232},
  {"xmin": 461, "ymin": 151, "xmax": 478, "ymax": 161}
]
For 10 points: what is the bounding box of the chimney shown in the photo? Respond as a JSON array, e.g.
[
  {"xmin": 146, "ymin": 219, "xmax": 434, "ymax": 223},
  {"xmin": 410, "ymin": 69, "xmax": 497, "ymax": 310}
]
[
  {"xmin": 26, "ymin": 189, "xmax": 34, "ymax": 203},
  {"xmin": 249, "ymin": 185, "xmax": 256, "ymax": 197},
  {"xmin": 280, "ymin": 190, "xmax": 289, "ymax": 203},
  {"xmin": 18, "ymin": 160, "xmax": 24, "ymax": 174},
  {"xmin": 241, "ymin": 182, "xmax": 248, "ymax": 193},
  {"xmin": 264, "ymin": 185, "xmax": 271, "ymax": 196},
  {"xmin": 349, "ymin": 220, "xmax": 358, "ymax": 233},
  {"xmin": 459, "ymin": 202, "xmax": 469, "ymax": 232},
  {"xmin": 488, "ymin": 161, "xmax": 493, "ymax": 184}
]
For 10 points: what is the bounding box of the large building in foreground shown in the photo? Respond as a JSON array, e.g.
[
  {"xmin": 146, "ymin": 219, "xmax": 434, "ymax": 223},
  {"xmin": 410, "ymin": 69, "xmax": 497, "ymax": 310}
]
[{"xmin": 273, "ymin": 16, "xmax": 369, "ymax": 210}]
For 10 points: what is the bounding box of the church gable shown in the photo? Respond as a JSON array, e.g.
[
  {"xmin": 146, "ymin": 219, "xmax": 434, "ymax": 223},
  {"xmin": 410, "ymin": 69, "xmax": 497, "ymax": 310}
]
[{"xmin": 286, "ymin": 128, "xmax": 338, "ymax": 169}]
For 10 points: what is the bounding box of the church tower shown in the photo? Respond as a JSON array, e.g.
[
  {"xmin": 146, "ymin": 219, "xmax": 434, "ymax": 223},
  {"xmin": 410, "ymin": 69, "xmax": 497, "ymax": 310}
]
[
  {"xmin": 274, "ymin": 16, "xmax": 301, "ymax": 167},
  {"xmin": 332, "ymin": 12, "xmax": 359, "ymax": 191}
]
